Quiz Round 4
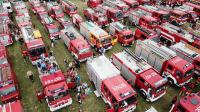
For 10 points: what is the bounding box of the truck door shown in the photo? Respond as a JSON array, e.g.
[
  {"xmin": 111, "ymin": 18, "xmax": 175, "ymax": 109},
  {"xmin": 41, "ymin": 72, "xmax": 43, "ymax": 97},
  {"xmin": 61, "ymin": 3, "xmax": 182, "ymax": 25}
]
[
  {"xmin": 137, "ymin": 77, "xmax": 148, "ymax": 90},
  {"xmin": 165, "ymin": 64, "xmax": 175, "ymax": 76}
]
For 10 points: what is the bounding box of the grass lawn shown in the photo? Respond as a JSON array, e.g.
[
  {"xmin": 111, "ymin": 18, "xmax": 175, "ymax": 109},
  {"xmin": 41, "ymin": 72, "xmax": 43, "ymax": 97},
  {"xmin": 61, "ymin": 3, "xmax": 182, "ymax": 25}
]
[{"xmin": 4, "ymin": 0, "xmax": 199, "ymax": 112}]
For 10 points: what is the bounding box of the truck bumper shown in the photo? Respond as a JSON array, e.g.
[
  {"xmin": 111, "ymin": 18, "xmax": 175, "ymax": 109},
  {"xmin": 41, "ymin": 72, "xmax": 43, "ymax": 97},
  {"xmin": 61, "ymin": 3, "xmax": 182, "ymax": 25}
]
[
  {"xmin": 148, "ymin": 91, "xmax": 166, "ymax": 102},
  {"xmin": 49, "ymin": 98, "xmax": 72, "ymax": 112},
  {"xmin": 79, "ymin": 56, "xmax": 93, "ymax": 62},
  {"xmin": 178, "ymin": 77, "xmax": 193, "ymax": 87},
  {"xmin": 123, "ymin": 105, "xmax": 136, "ymax": 112}
]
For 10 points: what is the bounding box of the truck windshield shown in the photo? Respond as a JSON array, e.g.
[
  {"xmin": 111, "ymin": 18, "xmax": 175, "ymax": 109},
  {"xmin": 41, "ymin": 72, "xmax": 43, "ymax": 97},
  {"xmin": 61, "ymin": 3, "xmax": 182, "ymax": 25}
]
[
  {"xmin": 49, "ymin": 28, "xmax": 59, "ymax": 34},
  {"xmin": 124, "ymin": 34, "xmax": 133, "ymax": 39},
  {"xmin": 161, "ymin": 14, "xmax": 169, "ymax": 20},
  {"xmin": 119, "ymin": 96, "xmax": 136, "ymax": 108},
  {"xmin": 0, "ymin": 86, "xmax": 16, "ymax": 96},
  {"xmin": 115, "ymin": 11, "xmax": 123, "ymax": 19},
  {"xmin": 29, "ymin": 47, "xmax": 46, "ymax": 57},
  {"xmin": 0, "ymin": 16, "xmax": 9, "ymax": 21},
  {"xmin": 47, "ymin": 90, "xmax": 68, "ymax": 102},
  {"xmin": 55, "ymin": 9, "xmax": 63, "ymax": 15},
  {"xmin": 69, "ymin": 6, "xmax": 77, "ymax": 12},
  {"xmin": 100, "ymin": 38, "xmax": 111, "ymax": 45},
  {"xmin": 79, "ymin": 48, "xmax": 90, "ymax": 54}
]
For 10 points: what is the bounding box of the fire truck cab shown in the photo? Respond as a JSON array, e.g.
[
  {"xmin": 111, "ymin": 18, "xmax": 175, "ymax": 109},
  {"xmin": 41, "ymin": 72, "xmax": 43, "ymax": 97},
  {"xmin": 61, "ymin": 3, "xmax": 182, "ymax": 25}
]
[
  {"xmin": 170, "ymin": 42, "xmax": 200, "ymax": 76},
  {"xmin": 0, "ymin": 43, "xmax": 20, "ymax": 103},
  {"xmin": 135, "ymin": 40, "xmax": 194, "ymax": 87},
  {"xmin": 47, "ymin": 2, "xmax": 65, "ymax": 19},
  {"xmin": 39, "ymin": 69, "xmax": 72, "ymax": 112},
  {"xmin": 109, "ymin": 22, "xmax": 134, "ymax": 46},
  {"xmin": 170, "ymin": 93, "xmax": 200, "ymax": 112},
  {"xmin": 102, "ymin": 0, "xmax": 130, "ymax": 17},
  {"xmin": 43, "ymin": 17, "xmax": 60, "ymax": 40},
  {"xmin": 80, "ymin": 21, "xmax": 114, "ymax": 52},
  {"xmin": 0, "ymin": 8, "xmax": 10, "ymax": 24},
  {"xmin": 87, "ymin": 0, "xmax": 103, "ymax": 8},
  {"xmin": 95, "ymin": 5, "xmax": 124, "ymax": 22},
  {"xmin": 72, "ymin": 14, "xmax": 83, "ymax": 28},
  {"xmin": 20, "ymin": 25, "xmax": 48, "ymax": 64},
  {"xmin": 86, "ymin": 55, "xmax": 137, "ymax": 112},
  {"xmin": 122, "ymin": 0, "xmax": 139, "ymax": 9},
  {"xmin": 61, "ymin": 0, "xmax": 77, "ymax": 16},
  {"xmin": 128, "ymin": 9, "xmax": 159, "ymax": 29},
  {"xmin": 156, "ymin": 23, "xmax": 200, "ymax": 49},
  {"xmin": 60, "ymin": 26, "xmax": 93, "ymax": 62},
  {"xmin": 0, "ymin": 23, "xmax": 13, "ymax": 46},
  {"xmin": 112, "ymin": 49, "xmax": 167, "ymax": 102},
  {"xmin": 0, "ymin": 100, "xmax": 23, "ymax": 112},
  {"xmin": 83, "ymin": 8, "xmax": 108, "ymax": 27},
  {"xmin": 138, "ymin": 5, "xmax": 170, "ymax": 23}
]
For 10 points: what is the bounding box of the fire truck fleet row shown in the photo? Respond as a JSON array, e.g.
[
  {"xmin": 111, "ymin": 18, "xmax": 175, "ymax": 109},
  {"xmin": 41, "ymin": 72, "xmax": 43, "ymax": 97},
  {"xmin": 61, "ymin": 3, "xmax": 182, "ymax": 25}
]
[{"xmin": 0, "ymin": 0, "xmax": 199, "ymax": 111}]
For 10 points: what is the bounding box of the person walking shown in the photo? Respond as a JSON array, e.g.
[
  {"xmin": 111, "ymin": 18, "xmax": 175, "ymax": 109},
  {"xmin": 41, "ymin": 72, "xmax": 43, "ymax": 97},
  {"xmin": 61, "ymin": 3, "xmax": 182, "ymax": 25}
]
[
  {"xmin": 51, "ymin": 38, "xmax": 55, "ymax": 47},
  {"xmin": 27, "ymin": 70, "xmax": 34, "ymax": 82}
]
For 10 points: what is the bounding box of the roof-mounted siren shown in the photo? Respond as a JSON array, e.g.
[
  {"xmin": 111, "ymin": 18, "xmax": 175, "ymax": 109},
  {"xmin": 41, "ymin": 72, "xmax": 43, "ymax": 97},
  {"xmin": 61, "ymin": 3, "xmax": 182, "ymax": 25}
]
[
  {"xmin": 143, "ymin": 39, "xmax": 176, "ymax": 59},
  {"xmin": 124, "ymin": 48, "xmax": 143, "ymax": 62}
]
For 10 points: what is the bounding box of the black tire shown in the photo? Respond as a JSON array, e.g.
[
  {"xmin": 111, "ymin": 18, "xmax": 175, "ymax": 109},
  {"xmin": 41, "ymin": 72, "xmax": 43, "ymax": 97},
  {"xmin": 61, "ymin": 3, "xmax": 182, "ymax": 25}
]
[
  {"xmin": 94, "ymin": 47, "xmax": 99, "ymax": 52},
  {"xmin": 168, "ymin": 78, "xmax": 174, "ymax": 85},
  {"xmin": 140, "ymin": 90, "xmax": 147, "ymax": 99}
]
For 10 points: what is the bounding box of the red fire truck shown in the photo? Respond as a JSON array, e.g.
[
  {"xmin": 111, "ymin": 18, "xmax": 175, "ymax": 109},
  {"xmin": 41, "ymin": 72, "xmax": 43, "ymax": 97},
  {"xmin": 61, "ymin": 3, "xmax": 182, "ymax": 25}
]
[
  {"xmin": 183, "ymin": 2, "xmax": 200, "ymax": 17},
  {"xmin": 0, "ymin": 100, "xmax": 23, "ymax": 112},
  {"xmin": 137, "ymin": 5, "xmax": 170, "ymax": 23},
  {"xmin": 83, "ymin": 8, "xmax": 108, "ymax": 27},
  {"xmin": 47, "ymin": 2, "xmax": 65, "ymax": 19},
  {"xmin": 135, "ymin": 39, "xmax": 194, "ymax": 87},
  {"xmin": 86, "ymin": 55, "xmax": 137, "ymax": 112},
  {"xmin": 134, "ymin": 26, "xmax": 158, "ymax": 40},
  {"xmin": 37, "ymin": 67, "xmax": 72, "ymax": 112},
  {"xmin": 37, "ymin": 11, "xmax": 49, "ymax": 24},
  {"xmin": 109, "ymin": 22, "xmax": 134, "ymax": 46},
  {"xmin": 0, "ymin": 8, "xmax": 10, "ymax": 24},
  {"xmin": 20, "ymin": 25, "xmax": 48, "ymax": 64},
  {"xmin": 72, "ymin": 14, "xmax": 83, "ymax": 28},
  {"xmin": 112, "ymin": 49, "xmax": 167, "ymax": 102},
  {"xmin": 60, "ymin": 0, "xmax": 77, "ymax": 16},
  {"xmin": 43, "ymin": 17, "xmax": 60, "ymax": 40},
  {"xmin": 121, "ymin": 0, "xmax": 139, "ymax": 9},
  {"xmin": 60, "ymin": 26, "xmax": 93, "ymax": 62},
  {"xmin": 29, "ymin": 0, "xmax": 42, "ymax": 14},
  {"xmin": 170, "ymin": 93, "xmax": 200, "ymax": 112},
  {"xmin": 128, "ymin": 9, "xmax": 159, "ymax": 29},
  {"xmin": 13, "ymin": 1, "xmax": 30, "ymax": 18},
  {"xmin": 34, "ymin": 6, "xmax": 46, "ymax": 15},
  {"xmin": 95, "ymin": 5, "xmax": 124, "ymax": 22},
  {"xmin": 0, "ymin": 43, "xmax": 20, "ymax": 103},
  {"xmin": 57, "ymin": 16, "xmax": 72, "ymax": 29},
  {"xmin": 170, "ymin": 42, "xmax": 200, "ymax": 76},
  {"xmin": 170, "ymin": 9, "xmax": 191, "ymax": 26},
  {"xmin": 0, "ymin": 23, "xmax": 13, "ymax": 46},
  {"xmin": 15, "ymin": 15, "xmax": 32, "ymax": 28},
  {"xmin": 102, "ymin": 0, "xmax": 130, "ymax": 17},
  {"xmin": 87, "ymin": 0, "xmax": 103, "ymax": 8},
  {"xmin": 156, "ymin": 23, "xmax": 200, "ymax": 49},
  {"xmin": 80, "ymin": 21, "xmax": 114, "ymax": 52}
]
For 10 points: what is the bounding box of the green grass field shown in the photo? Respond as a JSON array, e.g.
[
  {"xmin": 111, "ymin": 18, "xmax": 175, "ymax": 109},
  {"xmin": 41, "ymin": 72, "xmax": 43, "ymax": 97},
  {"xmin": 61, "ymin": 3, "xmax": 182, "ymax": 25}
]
[{"xmin": 4, "ymin": 0, "xmax": 200, "ymax": 112}]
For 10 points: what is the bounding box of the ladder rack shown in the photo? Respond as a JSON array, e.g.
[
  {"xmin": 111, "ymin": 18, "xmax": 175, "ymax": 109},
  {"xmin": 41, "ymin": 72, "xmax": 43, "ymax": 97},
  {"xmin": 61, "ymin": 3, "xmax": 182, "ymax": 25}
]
[{"xmin": 124, "ymin": 48, "xmax": 143, "ymax": 62}]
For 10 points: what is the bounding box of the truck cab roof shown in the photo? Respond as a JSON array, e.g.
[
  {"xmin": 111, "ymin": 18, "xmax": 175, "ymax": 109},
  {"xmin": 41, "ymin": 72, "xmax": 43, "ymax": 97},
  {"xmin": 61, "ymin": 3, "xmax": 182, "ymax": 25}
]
[
  {"xmin": 179, "ymin": 93, "xmax": 200, "ymax": 112},
  {"xmin": 26, "ymin": 38, "xmax": 45, "ymax": 50},
  {"xmin": 0, "ymin": 100, "xmax": 23, "ymax": 112},
  {"xmin": 45, "ymin": 81, "xmax": 68, "ymax": 96},
  {"xmin": 103, "ymin": 75, "xmax": 136, "ymax": 102}
]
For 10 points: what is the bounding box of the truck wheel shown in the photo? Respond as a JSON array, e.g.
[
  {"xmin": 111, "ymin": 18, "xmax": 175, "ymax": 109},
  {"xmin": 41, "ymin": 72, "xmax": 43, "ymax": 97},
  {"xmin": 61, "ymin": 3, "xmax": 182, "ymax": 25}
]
[
  {"xmin": 94, "ymin": 47, "xmax": 99, "ymax": 52},
  {"xmin": 168, "ymin": 78, "xmax": 174, "ymax": 85},
  {"xmin": 140, "ymin": 90, "xmax": 147, "ymax": 100}
]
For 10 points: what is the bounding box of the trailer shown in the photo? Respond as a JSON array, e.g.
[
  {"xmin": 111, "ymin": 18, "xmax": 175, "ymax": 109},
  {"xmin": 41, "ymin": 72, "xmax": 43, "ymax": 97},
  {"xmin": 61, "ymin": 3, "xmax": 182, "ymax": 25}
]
[
  {"xmin": 60, "ymin": 0, "xmax": 77, "ymax": 16},
  {"xmin": 60, "ymin": 26, "xmax": 93, "ymax": 62},
  {"xmin": 80, "ymin": 21, "xmax": 114, "ymax": 52},
  {"xmin": 128, "ymin": 9, "xmax": 159, "ymax": 29},
  {"xmin": 0, "ymin": 43, "xmax": 20, "ymax": 103},
  {"xmin": 0, "ymin": 23, "xmax": 13, "ymax": 46},
  {"xmin": 109, "ymin": 22, "xmax": 134, "ymax": 46},
  {"xmin": 135, "ymin": 39, "xmax": 194, "ymax": 86},
  {"xmin": 156, "ymin": 23, "xmax": 200, "ymax": 49},
  {"xmin": 112, "ymin": 49, "xmax": 167, "ymax": 102},
  {"xmin": 169, "ymin": 93, "xmax": 200, "ymax": 112},
  {"xmin": 20, "ymin": 25, "xmax": 48, "ymax": 64},
  {"xmin": 170, "ymin": 42, "xmax": 200, "ymax": 76},
  {"xmin": 0, "ymin": 100, "xmax": 23, "ymax": 112},
  {"xmin": 86, "ymin": 55, "xmax": 137, "ymax": 112},
  {"xmin": 83, "ymin": 8, "xmax": 108, "ymax": 27}
]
